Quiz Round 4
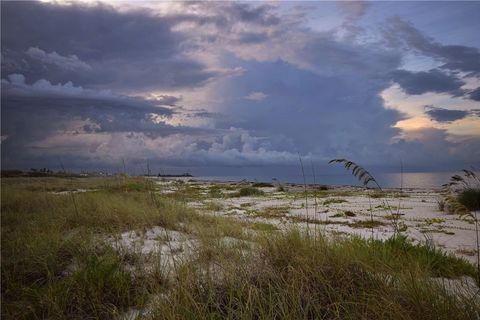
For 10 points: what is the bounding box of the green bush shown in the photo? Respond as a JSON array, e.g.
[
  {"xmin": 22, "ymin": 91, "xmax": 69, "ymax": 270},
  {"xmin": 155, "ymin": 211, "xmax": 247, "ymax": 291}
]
[
  {"xmin": 208, "ymin": 185, "xmax": 223, "ymax": 198},
  {"xmin": 231, "ymin": 187, "xmax": 265, "ymax": 197},
  {"xmin": 457, "ymin": 188, "xmax": 480, "ymax": 211},
  {"xmin": 252, "ymin": 182, "xmax": 274, "ymax": 188}
]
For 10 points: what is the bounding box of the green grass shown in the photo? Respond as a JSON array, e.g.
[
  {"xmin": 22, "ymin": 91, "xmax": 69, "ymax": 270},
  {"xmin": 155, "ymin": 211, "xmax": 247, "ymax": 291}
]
[
  {"xmin": 1, "ymin": 177, "xmax": 203, "ymax": 319},
  {"xmin": 203, "ymin": 200, "xmax": 224, "ymax": 212},
  {"xmin": 250, "ymin": 222, "xmax": 279, "ymax": 232},
  {"xmin": 151, "ymin": 230, "xmax": 479, "ymax": 320},
  {"xmin": 356, "ymin": 235, "xmax": 477, "ymax": 279},
  {"xmin": 208, "ymin": 185, "xmax": 224, "ymax": 198}
]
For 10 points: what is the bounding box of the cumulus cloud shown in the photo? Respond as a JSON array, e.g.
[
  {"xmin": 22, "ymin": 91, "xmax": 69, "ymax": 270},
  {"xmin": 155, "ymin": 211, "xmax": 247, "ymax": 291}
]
[
  {"xmin": 26, "ymin": 47, "xmax": 92, "ymax": 71},
  {"xmin": 1, "ymin": 74, "xmax": 196, "ymax": 168},
  {"xmin": 2, "ymin": 73, "xmax": 112, "ymax": 99}
]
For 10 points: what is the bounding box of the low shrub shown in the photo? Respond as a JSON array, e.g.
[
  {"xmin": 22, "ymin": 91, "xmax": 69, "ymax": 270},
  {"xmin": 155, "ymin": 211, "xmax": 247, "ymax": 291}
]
[{"xmin": 231, "ymin": 187, "xmax": 265, "ymax": 197}]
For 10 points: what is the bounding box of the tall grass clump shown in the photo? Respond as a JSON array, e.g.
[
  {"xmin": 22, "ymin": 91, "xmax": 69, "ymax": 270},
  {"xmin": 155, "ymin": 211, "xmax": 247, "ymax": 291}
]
[
  {"xmin": 151, "ymin": 229, "xmax": 479, "ymax": 320},
  {"xmin": 443, "ymin": 169, "xmax": 480, "ymax": 283},
  {"xmin": 1, "ymin": 177, "xmax": 196, "ymax": 319}
]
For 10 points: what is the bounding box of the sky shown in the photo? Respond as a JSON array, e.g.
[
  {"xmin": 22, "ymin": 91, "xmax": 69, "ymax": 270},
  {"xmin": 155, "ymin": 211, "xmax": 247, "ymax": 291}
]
[{"xmin": 1, "ymin": 0, "xmax": 479, "ymax": 176}]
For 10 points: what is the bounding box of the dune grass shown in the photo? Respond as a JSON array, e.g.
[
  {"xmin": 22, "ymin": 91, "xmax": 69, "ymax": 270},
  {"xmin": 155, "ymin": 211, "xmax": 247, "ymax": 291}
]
[
  {"xmin": 1, "ymin": 176, "xmax": 198, "ymax": 319},
  {"xmin": 2, "ymin": 177, "xmax": 479, "ymax": 319},
  {"xmin": 151, "ymin": 230, "xmax": 479, "ymax": 320}
]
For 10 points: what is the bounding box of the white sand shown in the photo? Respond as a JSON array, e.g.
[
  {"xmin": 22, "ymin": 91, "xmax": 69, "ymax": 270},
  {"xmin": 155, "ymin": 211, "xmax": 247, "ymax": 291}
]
[{"xmin": 154, "ymin": 178, "xmax": 478, "ymax": 264}]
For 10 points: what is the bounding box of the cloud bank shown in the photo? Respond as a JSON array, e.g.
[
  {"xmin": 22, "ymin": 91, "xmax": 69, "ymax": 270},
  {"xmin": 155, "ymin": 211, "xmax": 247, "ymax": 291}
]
[{"xmin": 1, "ymin": 1, "xmax": 479, "ymax": 173}]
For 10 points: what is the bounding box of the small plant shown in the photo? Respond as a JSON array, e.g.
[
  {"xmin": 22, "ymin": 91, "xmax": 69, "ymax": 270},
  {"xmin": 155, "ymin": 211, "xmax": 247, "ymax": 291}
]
[
  {"xmin": 329, "ymin": 158, "xmax": 402, "ymax": 236},
  {"xmin": 231, "ymin": 187, "xmax": 265, "ymax": 197},
  {"xmin": 437, "ymin": 199, "xmax": 445, "ymax": 212},
  {"xmin": 208, "ymin": 185, "xmax": 223, "ymax": 198},
  {"xmin": 272, "ymin": 178, "xmax": 286, "ymax": 192},
  {"xmin": 323, "ymin": 198, "xmax": 347, "ymax": 205},
  {"xmin": 328, "ymin": 159, "xmax": 381, "ymax": 189},
  {"xmin": 344, "ymin": 210, "xmax": 356, "ymax": 217},
  {"xmin": 443, "ymin": 169, "xmax": 480, "ymax": 284}
]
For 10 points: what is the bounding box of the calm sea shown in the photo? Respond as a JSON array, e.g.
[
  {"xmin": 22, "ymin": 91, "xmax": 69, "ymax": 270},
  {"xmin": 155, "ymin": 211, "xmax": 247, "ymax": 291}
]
[{"xmin": 192, "ymin": 172, "xmax": 456, "ymax": 189}]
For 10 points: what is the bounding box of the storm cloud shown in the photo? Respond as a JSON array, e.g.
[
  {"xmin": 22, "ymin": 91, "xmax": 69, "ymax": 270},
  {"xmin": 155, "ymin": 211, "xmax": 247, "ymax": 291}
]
[
  {"xmin": 1, "ymin": 1, "xmax": 220, "ymax": 92},
  {"xmin": 1, "ymin": 1, "xmax": 479, "ymax": 172}
]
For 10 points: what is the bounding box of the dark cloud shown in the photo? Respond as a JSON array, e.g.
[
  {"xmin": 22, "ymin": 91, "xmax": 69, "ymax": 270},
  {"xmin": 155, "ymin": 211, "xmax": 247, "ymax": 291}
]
[
  {"xmin": 385, "ymin": 16, "xmax": 480, "ymax": 75},
  {"xmin": 424, "ymin": 106, "xmax": 469, "ymax": 122},
  {"xmin": 212, "ymin": 58, "xmax": 405, "ymax": 161},
  {"xmin": 218, "ymin": 3, "xmax": 280, "ymax": 26},
  {"xmin": 467, "ymin": 87, "xmax": 480, "ymax": 101},
  {"xmin": 390, "ymin": 69, "xmax": 464, "ymax": 95},
  {"xmin": 191, "ymin": 111, "xmax": 225, "ymax": 119},
  {"xmin": 299, "ymin": 34, "xmax": 401, "ymax": 80},
  {"xmin": 1, "ymin": 1, "xmax": 218, "ymax": 92},
  {"xmin": 0, "ymin": 74, "xmax": 207, "ymax": 169},
  {"xmin": 391, "ymin": 127, "xmax": 480, "ymax": 170}
]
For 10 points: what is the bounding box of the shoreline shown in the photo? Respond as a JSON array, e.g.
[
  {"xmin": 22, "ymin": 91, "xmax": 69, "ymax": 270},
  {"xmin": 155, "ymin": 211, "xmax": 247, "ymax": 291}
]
[{"xmin": 155, "ymin": 176, "xmax": 444, "ymax": 192}]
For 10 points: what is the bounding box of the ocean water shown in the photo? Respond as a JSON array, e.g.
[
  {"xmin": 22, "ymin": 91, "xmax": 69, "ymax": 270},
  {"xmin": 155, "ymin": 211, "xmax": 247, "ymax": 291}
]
[{"xmin": 192, "ymin": 171, "xmax": 456, "ymax": 189}]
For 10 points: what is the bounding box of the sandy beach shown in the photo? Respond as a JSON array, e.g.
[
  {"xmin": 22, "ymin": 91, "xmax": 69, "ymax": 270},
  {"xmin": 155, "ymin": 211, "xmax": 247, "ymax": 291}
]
[{"xmin": 155, "ymin": 177, "xmax": 478, "ymax": 264}]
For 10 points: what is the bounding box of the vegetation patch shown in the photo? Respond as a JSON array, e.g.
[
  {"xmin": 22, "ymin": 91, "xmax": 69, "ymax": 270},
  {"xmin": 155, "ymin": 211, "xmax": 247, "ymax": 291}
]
[
  {"xmin": 323, "ymin": 198, "xmax": 347, "ymax": 205},
  {"xmin": 208, "ymin": 185, "xmax": 224, "ymax": 198},
  {"xmin": 425, "ymin": 218, "xmax": 446, "ymax": 225},
  {"xmin": 250, "ymin": 222, "xmax": 279, "ymax": 232},
  {"xmin": 152, "ymin": 230, "xmax": 479, "ymax": 319},
  {"xmin": 349, "ymin": 219, "xmax": 387, "ymax": 229},
  {"xmin": 3, "ymin": 176, "xmax": 479, "ymax": 320},
  {"xmin": 457, "ymin": 188, "xmax": 480, "ymax": 211},
  {"xmin": 231, "ymin": 187, "xmax": 265, "ymax": 197},
  {"xmin": 252, "ymin": 182, "xmax": 274, "ymax": 188},
  {"xmin": 203, "ymin": 201, "xmax": 224, "ymax": 212},
  {"xmin": 344, "ymin": 210, "xmax": 356, "ymax": 217},
  {"xmin": 255, "ymin": 206, "xmax": 290, "ymax": 218}
]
